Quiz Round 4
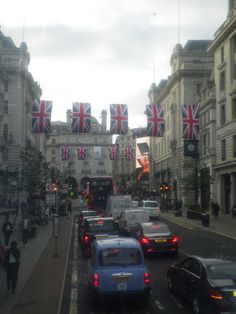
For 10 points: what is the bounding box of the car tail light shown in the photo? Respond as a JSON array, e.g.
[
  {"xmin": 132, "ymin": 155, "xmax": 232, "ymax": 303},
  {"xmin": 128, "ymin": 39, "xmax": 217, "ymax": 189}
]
[
  {"xmin": 140, "ymin": 237, "xmax": 150, "ymax": 245},
  {"xmin": 168, "ymin": 236, "xmax": 178, "ymax": 243},
  {"xmin": 82, "ymin": 235, "xmax": 90, "ymax": 244},
  {"xmin": 208, "ymin": 289, "xmax": 224, "ymax": 300},
  {"xmin": 144, "ymin": 272, "xmax": 150, "ymax": 285},
  {"xmin": 92, "ymin": 273, "xmax": 99, "ymax": 287}
]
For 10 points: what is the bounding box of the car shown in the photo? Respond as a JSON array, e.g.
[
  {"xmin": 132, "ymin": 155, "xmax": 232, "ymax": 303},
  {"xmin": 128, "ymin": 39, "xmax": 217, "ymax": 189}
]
[
  {"xmin": 132, "ymin": 222, "xmax": 179, "ymax": 256},
  {"xmin": 138, "ymin": 200, "xmax": 161, "ymax": 220},
  {"xmin": 87, "ymin": 237, "xmax": 151, "ymax": 307},
  {"xmin": 166, "ymin": 256, "xmax": 236, "ymax": 314},
  {"xmin": 77, "ymin": 210, "xmax": 97, "ymax": 225},
  {"xmin": 78, "ymin": 215, "xmax": 101, "ymax": 242},
  {"xmin": 80, "ymin": 217, "xmax": 120, "ymax": 257}
]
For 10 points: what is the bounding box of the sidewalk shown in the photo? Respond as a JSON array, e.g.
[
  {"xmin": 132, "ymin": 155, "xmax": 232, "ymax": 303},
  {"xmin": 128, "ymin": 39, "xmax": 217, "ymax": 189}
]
[
  {"xmin": 160, "ymin": 209, "xmax": 236, "ymax": 240},
  {"xmin": 0, "ymin": 209, "xmax": 74, "ymax": 314}
]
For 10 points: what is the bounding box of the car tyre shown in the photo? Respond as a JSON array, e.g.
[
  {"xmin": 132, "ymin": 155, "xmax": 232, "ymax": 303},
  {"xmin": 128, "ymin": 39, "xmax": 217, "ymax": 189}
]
[{"xmin": 166, "ymin": 274, "xmax": 174, "ymax": 293}]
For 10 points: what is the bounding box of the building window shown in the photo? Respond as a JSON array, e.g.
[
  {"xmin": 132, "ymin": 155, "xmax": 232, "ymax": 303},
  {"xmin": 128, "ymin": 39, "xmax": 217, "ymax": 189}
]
[
  {"xmin": 3, "ymin": 124, "xmax": 8, "ymax": 142},
  {"xmin": 220, "ymin": 104, "xmax": 226, "ymax": 125},
  {"xmin": 232, "ymin": 97, "xmax": 236, "ymax": 119},
  {"xmin": 4, "ymin": 81, "xmax": 8, "ymax": 92},
  {"xmin": 196, "ymin": 83, "xmax": 202, "ymax": 96},
  {"xmin": 221, "ymin": 46, "xmax": 224, "ymax": 63},
  {"xmin": 3, "ymin": 101, "xmax": 8, "ymax": 113},
  {"xmin": 233, "ymin": 35, "xmax": 236, "ymax": 80},
  {"xmin": 52, "ymin": 138, "xmax": 56, "ymax": 144},
  {"xmin": 233, "ymin": 135, "xmax": 236, "ymax": 158},
  {"xmin": 202, "ymin": 133, "xmax": 207, "ymax": 156},
  {"xmin": 221, "ymin": 139, "xmax": 226, "ymax": 161},
  {"xmin": 220, "ymin": 71, "xmax": 225, "ymax": 91}
]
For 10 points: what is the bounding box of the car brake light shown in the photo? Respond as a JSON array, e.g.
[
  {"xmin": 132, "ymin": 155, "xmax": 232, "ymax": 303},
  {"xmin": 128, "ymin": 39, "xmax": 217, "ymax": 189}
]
[
  {"xmin": 82, "ymin": 235, "xmax": 90, "ymax": 244},
  {"xmin": 93, "ymin": 273, "xmax": 99, "ymax": 287},
  {"xmin": 170, "ymin": 236, "xmax": 178, "ymax": 243},
  {"xmin": 144, "ymin": 272, "xmax": 150, "ymax": 285},
  {"xmin": 140, "ymin": 237, "xmax": 150, "ymax": 244},
  {"xmin": 209, "ymin": 289, "xmax": 223, "ymax": 300}
]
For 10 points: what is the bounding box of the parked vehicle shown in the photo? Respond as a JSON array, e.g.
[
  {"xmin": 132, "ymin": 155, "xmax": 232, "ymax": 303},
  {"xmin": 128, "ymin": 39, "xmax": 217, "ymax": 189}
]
[
  {"xmin": 166, "ymin": 256, "xmax": 236, "ymax": 314},
  {"xmin": 132, "ymin": 222, "xmax": 179, "ymax": 256},
  {"xmin": 80, "ymin": 217, "xmax": 119, "ymax": 257},
  {"xmin": 118, "ymin": 209, "xmax": 149, "ymax": 235},
  {"xmin": 87, "ymin": 237, "xmax": 151, "ymax": 307},
  {"xmin": 138, "ymin": 200, "xmax": 161, "ymax": 220}
]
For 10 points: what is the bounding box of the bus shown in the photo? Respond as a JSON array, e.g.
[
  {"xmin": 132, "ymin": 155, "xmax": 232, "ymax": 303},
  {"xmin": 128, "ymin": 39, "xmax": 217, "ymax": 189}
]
[{"xmin": 87, "ymin": 176, "xmax": 113, "ymax": 212}]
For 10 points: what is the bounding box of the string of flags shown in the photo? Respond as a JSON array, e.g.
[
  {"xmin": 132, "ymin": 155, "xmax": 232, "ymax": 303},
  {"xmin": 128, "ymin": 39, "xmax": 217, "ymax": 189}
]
[{"xmin": 31, "ymin": 100, "xmax": 199, "ymax": 140}]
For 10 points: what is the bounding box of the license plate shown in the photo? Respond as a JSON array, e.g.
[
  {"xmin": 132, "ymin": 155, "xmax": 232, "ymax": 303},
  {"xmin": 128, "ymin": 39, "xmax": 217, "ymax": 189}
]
[
  {"xmin": 112, "ymin": 275, "xmax": 131, "ymax": 282},
  {"xmin": 233, "ymin": 291, "xmax": 236, "ymax": 297},
  {"xmin": 117, "ymin": 282, "xmax": 127, "ymax": 291},
  {"xmin": 155, "ymin": 239, "xmax": 167, "ymax": 243},
  {"xmin": 96, "ymin": 236, "xmax": 107, "ymax": 240}
]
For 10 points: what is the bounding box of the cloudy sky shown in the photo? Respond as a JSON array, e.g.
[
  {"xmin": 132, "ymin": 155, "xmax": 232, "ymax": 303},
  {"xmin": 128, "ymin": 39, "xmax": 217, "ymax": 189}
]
[{"xmin": 0, "ymin": 0, "xmax": 228, "ymax": 129}]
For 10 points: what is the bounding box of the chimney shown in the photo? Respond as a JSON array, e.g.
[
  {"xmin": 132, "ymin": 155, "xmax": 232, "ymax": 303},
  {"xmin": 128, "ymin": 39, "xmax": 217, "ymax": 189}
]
[{"xmin": 101, "ymin": 110, "xmax": 107, "ymax": 131}]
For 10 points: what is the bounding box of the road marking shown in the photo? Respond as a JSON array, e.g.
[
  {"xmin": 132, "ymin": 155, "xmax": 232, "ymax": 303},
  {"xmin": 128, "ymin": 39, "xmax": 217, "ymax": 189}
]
[{"xmin": 154, "ymin": 300, "xmax": 165, "ymax": 310}]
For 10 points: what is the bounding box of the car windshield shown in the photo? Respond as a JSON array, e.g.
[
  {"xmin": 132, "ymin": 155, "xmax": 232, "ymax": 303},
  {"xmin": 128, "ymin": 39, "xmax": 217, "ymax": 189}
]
[
  {"xmin": 145, "ymin": 202, "xmax": 158, "ymax": 207},
  {"xmin": 143, "ymin": 224, "xmax": 170, "ymax": 234},
  {"xmin": 99, "ymin": 248, "xmax": 142, "ymax": 266},
  {"xmin": 88, "ymin": 220, "xmax": 117, "ymax": 232},
  {"xmin": 206, "ymin": 263, "xmax": 236, "ymax": 280}
]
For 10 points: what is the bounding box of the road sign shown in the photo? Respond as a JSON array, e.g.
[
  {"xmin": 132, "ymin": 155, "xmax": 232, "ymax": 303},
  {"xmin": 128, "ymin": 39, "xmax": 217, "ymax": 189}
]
[{"xmin": 46, "ymin": 183, "xmax": 56, "ymax": 192}]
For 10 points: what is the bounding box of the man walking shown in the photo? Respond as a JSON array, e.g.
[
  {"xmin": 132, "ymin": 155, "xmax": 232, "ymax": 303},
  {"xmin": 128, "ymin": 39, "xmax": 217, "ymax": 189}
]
[
  {"xmin": 2, "ymin": 217, "xmax": 13, "ymax": 246},
  {"xmin": 4, "ymin": 241, "xmax": 21, "ymax": 294}
]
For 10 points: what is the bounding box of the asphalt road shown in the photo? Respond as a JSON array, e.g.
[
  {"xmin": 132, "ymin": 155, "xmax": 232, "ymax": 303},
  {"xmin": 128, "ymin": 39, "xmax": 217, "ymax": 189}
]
[{"xmin": 74, "ymin": 218, "xmax": 236, "ymax": 314}]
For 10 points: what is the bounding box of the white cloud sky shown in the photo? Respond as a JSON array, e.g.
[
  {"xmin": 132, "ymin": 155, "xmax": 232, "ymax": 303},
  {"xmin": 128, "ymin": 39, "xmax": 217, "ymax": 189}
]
[{"xmin": 0, "ymin": 0, "xmax": 228, "ymax": 128}]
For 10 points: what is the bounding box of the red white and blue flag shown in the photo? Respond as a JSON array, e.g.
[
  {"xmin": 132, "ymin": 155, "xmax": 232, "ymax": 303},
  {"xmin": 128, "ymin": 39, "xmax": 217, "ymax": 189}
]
[
  {"xmin": 110, "ymin": 104, "xmax": 128, "ymax": 135},
  {"xmin": 146, "ymin": 104, "xmax": 165, "ymax": 137},
  {"xmin": 109, "ymin": 145, "xmax": 119, "ymax": 160},
  {"xmin": 77, "ymin": 146, "xmax": 87, "ymax": 160},
  {"xmin": 32, "ymin": 99, "xmax": 52, "ymax": 133},
  {"xmin": 181, "ymin": 104, "xmax": 199, "ymax": 140},
  {"xmin": 72, "ymin": 102, "xmax": 91, "ymax": 133},
  {"xmin": 125, "ymin": 145, "xmax": 134, "ymax": 161},
  {"xmin": 61, "ymin": 146, "xmax": 70, "ymax": 161}
]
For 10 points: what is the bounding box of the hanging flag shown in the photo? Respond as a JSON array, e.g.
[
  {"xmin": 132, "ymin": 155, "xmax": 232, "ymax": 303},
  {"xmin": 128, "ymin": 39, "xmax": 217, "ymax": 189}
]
[
  {"xmin": 109, "ymin": 145, "xmax": 119, "ymax": 160},
  {"xmin": 146, "ymin": 104, "xmax": 165, "ymax": 137},
  {"xmin": 32, "ymin": 99, "xmax": 52, "ymax": 133},
  {"xmin": 110, "ymin": 104, "xmax": 128, "ymax": 134},
  {"xmin": 125, "ymin": 144, "xmax": 134, "ymax": 161},
  {"xmin": 72, "ymin": 102, "xmax": 91, "ymax": 133},
  {"xmin": 77, "ymin": 146, "xmax": 87, "ymax": 160},
  {"xmin": 181, "ymin": 104, "xmax": 199, "ymax": 140},
  {"xmin": 93, "ymin": 146, "xmax": 102, "ymax": 160},
  {"xmin": 61, "ymin": 146, "xmax": 70, "ymax": 161}
]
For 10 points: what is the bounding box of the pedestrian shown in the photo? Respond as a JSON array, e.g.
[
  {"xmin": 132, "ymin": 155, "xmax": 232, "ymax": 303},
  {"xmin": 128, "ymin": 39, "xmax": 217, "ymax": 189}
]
[
  {"xmin": 0, "ymin": 239, "xmax": 6, "ymax": 280},
  {"xmin": 44, "ymin": 206, "xmax": 50, "ymax": 224},
  {"xmin": 4, "ymin": 241, "xmax": 21, "ymax": 294},
  {"xmin": 68, "ymin": 198, "xmax": 72, "ymax": 216},
  {"xmin": 232, "ymin": 204, "xmax": 236, "ymax": 218},
  {"xmin": 2, "ymin": 217, "xmax": 13, "ymax": 246},
  {"xmin": 212, "ymin": 202, "xmax": 220, "ymax": 219},
  {"xmin": 21, "ymin": 216, "xmax": 29, "ymax": 244}
]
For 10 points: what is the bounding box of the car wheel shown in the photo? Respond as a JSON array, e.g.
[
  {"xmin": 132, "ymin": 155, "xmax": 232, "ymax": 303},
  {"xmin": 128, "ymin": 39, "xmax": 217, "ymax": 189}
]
[
  {"xmin": 166, "ymin": 274, "xmax": 174, "ymax": 293},
  {"xmin": 193, "ymin": 295, "xmax": 202, "ymax": 314}
]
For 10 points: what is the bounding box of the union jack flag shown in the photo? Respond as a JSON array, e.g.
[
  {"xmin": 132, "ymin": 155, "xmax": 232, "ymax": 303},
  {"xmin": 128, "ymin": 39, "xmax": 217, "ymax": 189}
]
[
  {"xmin": 146, "ymin": 104, "xmax": 165, "ymax": 137},
  {"xmin": 181, "ymin": 104, "xmax": 199, "ymax": 140},
  {"xmin": 125, "ymin": 145, "xmax": 134, "ymax": 161},
  {"xmin": 32, "ymin": 99, "xmax": 52, "ymax": 133},
  {"xmin": 72, "ymin": 102, "xmax": 91, "ymax": 133},
  {"xmin": 61, "ymin": 146, "xmax": 70, "ymax": 161},
  {"xmin": 109, "ymin": 145, "xmax": 119, "ymax": 160},
  {"xmin": 110, "ymin": 104, "xmax": 128, "ymax": 135},
  {"xmin": 77, "ymin": 146, "xmax": 87, "ymax": 160}
]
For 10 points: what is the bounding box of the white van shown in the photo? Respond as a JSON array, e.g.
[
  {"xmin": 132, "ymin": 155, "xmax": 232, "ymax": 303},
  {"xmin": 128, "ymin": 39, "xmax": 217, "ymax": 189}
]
[
  {"xmin": 138, "ymin": 200, "xmax": 161, "ymax": 220},
  {"xmin": 118, "ymin": 208, "xmax": 149, "ymax": 234}
]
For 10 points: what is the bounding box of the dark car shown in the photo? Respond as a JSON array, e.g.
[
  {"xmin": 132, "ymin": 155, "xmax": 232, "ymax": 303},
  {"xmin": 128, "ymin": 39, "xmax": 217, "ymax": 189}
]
[
  {"xmin": 166, "ymin": 256, "xmax": 236, "ymax": 314},
  {"xmin": 80, "ymin": 217, "xmax": 119, "ymax": 257},
  {"xmin": 77, "ymin": 210, "xmax": 97, "ymax": 226},
  {"xmin": 78, "ymin": 215, "xmax": 101, "ymax": 242},
  {"xmin": 132, "ymin": 222, "xmax": 179, "ymax": 256},
  {"xmin": 87, "ymin": 237, "xmax": 151, "ymax": 307}
]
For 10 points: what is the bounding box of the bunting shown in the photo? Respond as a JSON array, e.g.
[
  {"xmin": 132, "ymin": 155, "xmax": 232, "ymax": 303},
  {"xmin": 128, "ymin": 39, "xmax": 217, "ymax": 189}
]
[
  {"xmin": 125, "ymin": 144, "xmax": 134, "ymax": 161},
  {"xmin": 61, "ymin": 146, "xmax": 70, "ymax": 161},
  {"xmin": 181, "ymin": 104, "xmax": 199, "ymax": 140},
  {"xmin": 109, "ymin": 145, "xmax": 119, "ymax": 160},
  {"xmin": 77, "ymin": 146, "xmax": 87, "ymax": 160},
  {"xmin": 110, "ymin": 104, "xmax": 128, "ymax": 135},
  {"xmin": 146, "ymin": 104, "xmax": 165, "ymax": 137},
  {"xmin": 32, "ymin": 99, "xmax": 52, "ymax": 133},
  {"xmin": 72, "ymin": 102, "xmax": 91, "ymax": 133}
]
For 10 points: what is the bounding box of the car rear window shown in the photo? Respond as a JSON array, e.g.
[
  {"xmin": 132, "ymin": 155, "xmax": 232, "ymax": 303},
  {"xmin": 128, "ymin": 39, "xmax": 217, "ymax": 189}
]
[
  {"xmin": 143, "ymin": 224, "xmax": 170, "ymax": 234},
  {"xmin": 206, "ymin": 263, "xmax": 236, "ymax": 279},
  {"xmin": 99, "ymin": 248, "xmax": 142, "ymax": 266},
  {"xmin": 87, "ymin": 219, "xmax": 117, "ymax": 232},
  {"xmin": 144, "ymin": 202, "xmax": 158, "ymax": 207}
]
